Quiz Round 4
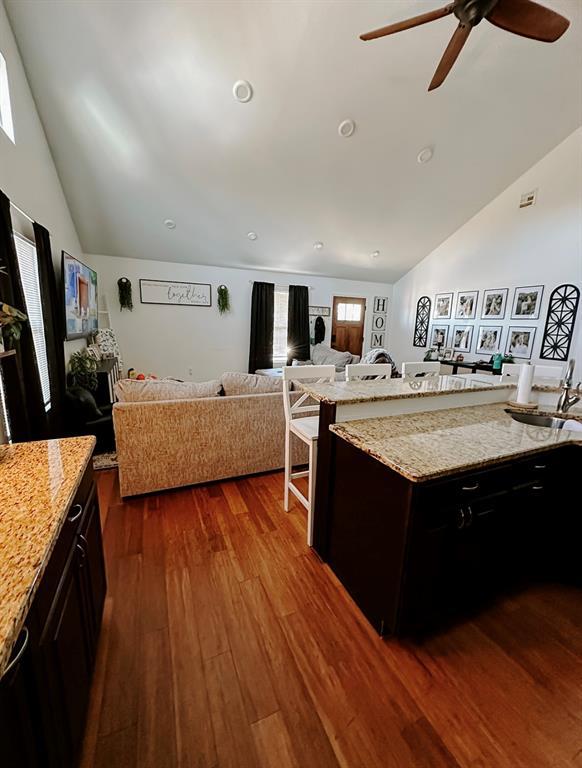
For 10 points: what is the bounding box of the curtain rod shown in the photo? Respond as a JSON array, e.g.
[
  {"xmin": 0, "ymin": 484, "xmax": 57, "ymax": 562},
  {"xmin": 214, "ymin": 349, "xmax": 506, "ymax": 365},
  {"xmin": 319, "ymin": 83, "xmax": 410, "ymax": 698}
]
[
  {"xmin": 249, "ymin": 280, "xmax": 313, "ymax": 290},
  {"xmin": 10, "ymin": 200, "xmax": 34, "ymax": 224}
]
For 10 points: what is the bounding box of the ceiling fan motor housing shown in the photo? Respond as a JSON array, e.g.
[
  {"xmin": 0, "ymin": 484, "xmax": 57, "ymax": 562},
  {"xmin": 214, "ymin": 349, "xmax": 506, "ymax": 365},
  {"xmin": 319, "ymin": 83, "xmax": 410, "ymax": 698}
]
[{"xmin": 454, "ymin": 0, "xmax": 499, "ymax": 26}]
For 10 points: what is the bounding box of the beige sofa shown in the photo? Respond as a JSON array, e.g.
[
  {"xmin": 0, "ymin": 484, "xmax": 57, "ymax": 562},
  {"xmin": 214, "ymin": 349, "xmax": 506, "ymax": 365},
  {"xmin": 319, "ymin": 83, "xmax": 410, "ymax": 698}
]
[{"xmin": 113, "ymin": 374, "xmax": 308, "ymax": 497}]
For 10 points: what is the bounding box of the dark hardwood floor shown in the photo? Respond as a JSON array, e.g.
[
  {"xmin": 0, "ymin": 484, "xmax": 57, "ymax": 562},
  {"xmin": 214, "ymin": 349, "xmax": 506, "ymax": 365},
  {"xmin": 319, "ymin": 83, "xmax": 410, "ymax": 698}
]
[{"xmin": 81, "ymin": 469, "xmax": 582, "ymax": 768}]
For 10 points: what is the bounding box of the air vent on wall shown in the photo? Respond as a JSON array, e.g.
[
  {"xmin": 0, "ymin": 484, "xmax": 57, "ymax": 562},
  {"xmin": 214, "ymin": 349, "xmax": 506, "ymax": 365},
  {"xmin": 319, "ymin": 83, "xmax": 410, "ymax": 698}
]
[{"xmin": 519, "ymin": 189, "xmax": 537, "ymax": 209}]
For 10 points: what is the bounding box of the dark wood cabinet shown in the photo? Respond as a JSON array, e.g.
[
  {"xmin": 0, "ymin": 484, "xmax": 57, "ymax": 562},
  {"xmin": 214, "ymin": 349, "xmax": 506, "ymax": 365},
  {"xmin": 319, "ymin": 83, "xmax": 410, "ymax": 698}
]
[
  {"xmin": 326, "ymin": 436, "xmax": 579, "ymax": 637},
  {"xmin": 0, "ymin": 463, "xmax": 106, "ymax": 768}
]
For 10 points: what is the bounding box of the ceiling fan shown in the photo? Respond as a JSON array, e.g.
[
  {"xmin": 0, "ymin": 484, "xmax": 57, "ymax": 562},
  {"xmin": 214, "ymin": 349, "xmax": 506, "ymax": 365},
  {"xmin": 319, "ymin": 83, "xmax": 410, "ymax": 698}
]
[{"xmin": 360, "ymin": 0, "xmax": 570, "ymax": 91}]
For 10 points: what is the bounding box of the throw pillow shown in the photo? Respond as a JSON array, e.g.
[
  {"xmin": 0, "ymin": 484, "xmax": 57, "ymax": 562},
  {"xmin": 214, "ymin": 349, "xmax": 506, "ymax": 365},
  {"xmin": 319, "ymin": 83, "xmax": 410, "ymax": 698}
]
[
  {"xmin": 221, "ymin": 371, "xmax": 283, "ymax": 396},
  {"xmin": 114, "ymin": 378, "xmax": 223, "ymax": 402},
  {"xmin": 311, "ymin": 343, "xmax": 352, "ymax": 371}
]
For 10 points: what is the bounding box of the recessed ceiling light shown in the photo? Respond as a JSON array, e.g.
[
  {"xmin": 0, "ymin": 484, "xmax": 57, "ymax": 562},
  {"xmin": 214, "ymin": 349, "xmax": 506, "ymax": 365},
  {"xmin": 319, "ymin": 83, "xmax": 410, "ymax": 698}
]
[
  {"xmin": 417, "ymin": 146, "xmax": 434, "ymax": 164},
  {"xmin": 313, "ymin": 241, "xmax": 324, "ymax": 250},
  {"xmin": 371, "ymin": 250, "xmax": 380, "ymax": 259},
  {"xmin": 164, "ymin": 219, "xmax": 176, "ymax": 229},
  {"xmin": 233, "ymin": 80, "xmax": 253, "ymax": 103},
  {"xmin": 338, "ymin": 119, "xmax": 356, "ymax": 138},
  {"xmin": 247, "ymin": 231, "xmax": 258, "ymax": 241}
]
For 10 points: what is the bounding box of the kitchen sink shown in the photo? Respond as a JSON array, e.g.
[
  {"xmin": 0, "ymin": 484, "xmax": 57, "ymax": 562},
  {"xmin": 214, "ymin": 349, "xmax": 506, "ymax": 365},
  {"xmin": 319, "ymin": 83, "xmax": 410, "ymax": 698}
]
[{"xmin": 505, "ymin": 410, "xmax": 567, "ymax": 430}]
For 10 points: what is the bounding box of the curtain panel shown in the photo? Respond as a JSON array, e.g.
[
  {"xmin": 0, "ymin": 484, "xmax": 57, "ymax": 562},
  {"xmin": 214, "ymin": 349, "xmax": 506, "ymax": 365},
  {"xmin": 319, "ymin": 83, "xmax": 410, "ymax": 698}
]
[
  {"xmin": 287, "ymin": 285, "xmax": 310, "ymax": 364},
  {"xmin": 0, "ymin": 190, "xmax": 47, "ymax": 441},
  {"xmin": 248, "ymin": 281, "xmax": 274, "ymax": 373},
  {"xmin": 34, "ymin": 222, "xmax": 66, "ymax": 437}
]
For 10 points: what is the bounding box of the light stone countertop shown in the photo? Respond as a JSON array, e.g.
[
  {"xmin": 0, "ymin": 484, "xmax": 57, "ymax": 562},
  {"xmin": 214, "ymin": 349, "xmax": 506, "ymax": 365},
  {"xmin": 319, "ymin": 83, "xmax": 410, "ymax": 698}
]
[
  {"xmin": 330, "ymin": 402, "xmax": 582, "ymax": 483},
  {"xmin": 0, "ymin": 436, "xmax": 95, "ymax": 678},
  {"xmin": 299, "ymin": 374, "xmax": 513, "ymax": 405}
]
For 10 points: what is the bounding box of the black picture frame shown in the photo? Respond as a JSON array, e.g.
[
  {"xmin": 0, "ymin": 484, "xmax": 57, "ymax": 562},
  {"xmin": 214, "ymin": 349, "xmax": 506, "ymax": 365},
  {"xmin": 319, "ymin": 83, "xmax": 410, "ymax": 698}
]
[
  {"xmin": 481, "ymin": 288, "xmax": 508, "ymax": 320},
  {"xmin": 476, "ymin": 325, "xmax": 503, "ymax": 355},
  {"xmin": 433, "ymin": 292, "xmax": 453, "ymax": 320},
  {"xmin": 454, "ymin": 290, "xmax": 479, "ymax": 320},
  {"xmin": 506, "ymin": 326, "xmax": 537, "ymax": 360},
  {"xmin": 452, "ymin": 324, "xmax": 473, "ymax": 352},
  {"xmin": 511, "ymin": 285, "xmax": 544, "ymax": 320}
]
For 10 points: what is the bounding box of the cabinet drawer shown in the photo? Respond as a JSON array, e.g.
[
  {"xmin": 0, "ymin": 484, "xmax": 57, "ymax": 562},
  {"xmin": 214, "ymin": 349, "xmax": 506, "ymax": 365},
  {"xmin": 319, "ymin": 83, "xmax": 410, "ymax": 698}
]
[{"xmin": 32, "ymin": 465, "xmax": 95, "ymax": 636}]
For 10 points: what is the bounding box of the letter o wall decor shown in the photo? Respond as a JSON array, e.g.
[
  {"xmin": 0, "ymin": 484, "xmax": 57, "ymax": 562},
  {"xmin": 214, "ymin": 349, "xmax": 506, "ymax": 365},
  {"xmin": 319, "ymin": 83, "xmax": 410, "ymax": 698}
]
[
  {"xmin": 413, "ymin": 296, "xmax": 431, "ymax": 347},
  {"xmin": 540, "ymin": 283, "xmax": 580, "ymax": 361}
]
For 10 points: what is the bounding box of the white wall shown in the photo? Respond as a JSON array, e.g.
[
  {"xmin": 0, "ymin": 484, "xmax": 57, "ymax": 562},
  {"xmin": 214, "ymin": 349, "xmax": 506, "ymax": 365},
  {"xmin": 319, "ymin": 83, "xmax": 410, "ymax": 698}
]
[
  {"xmin": 391, "ymin": 128, "xmax": 582, "ymax": 379},
  {"xmin": 87, "ymin": 253, "xmax": 392, "ymax": 381},
  {"xmin": 0, "ymin": 4, "xmax": 84, "ymax": 358}
]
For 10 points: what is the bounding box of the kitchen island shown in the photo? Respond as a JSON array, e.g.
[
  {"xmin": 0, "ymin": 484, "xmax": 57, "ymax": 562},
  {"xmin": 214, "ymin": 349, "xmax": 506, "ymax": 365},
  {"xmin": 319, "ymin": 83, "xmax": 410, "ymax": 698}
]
[{"xmin": 323, "ymin": 402, "xmax": 582, "ymax": 636}]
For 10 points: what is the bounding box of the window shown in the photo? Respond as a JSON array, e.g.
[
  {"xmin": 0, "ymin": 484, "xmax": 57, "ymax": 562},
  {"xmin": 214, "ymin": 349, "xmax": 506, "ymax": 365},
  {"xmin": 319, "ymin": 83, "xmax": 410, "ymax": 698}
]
[
  {"xmin": 273, "ymin": 286, "xmax": 289, "ymax": 366},
  {"xmin": 0, "ymin": 51, "xmax": 15, "ymax": 143},
  {"xmin": 14, "ymin": 234, "xmax": 51, "ymax": 410},
  {"xmin": 336, "ymin": 302, "xmax": 362, "ymax": 322}
]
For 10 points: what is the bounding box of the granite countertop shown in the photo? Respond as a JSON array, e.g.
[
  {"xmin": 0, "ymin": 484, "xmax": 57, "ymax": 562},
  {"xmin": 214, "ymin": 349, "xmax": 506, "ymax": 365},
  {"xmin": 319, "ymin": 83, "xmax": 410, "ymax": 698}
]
[
  {"xmin": 0, "ymin": 436, "xmax": 95, "ymax": 678},
  {"xmin": 299, "ymin": 374, "xmax": 513, "ymax": 405},
  {"xmin": 330, "ymin": 402, "xmax": 582, "ymax": 483}
]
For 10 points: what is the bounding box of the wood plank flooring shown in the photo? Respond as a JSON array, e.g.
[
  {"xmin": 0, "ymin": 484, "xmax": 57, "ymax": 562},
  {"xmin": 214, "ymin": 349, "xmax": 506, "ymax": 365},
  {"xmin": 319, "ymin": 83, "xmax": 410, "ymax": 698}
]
[{"xmin": 82, "ymin": 469, "xmax": 582, "ymax": 768}]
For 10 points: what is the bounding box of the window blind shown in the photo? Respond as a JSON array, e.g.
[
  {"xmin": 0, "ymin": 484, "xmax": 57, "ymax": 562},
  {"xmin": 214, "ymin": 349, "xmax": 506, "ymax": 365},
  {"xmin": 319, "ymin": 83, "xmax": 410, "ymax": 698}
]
[
  {"xmin": 273, "ymin": 286, "xmax": 289, "ymax": 365},
  {"xmin": 14, "ymin": 233, "xmax": 51, "ymax": 410}
]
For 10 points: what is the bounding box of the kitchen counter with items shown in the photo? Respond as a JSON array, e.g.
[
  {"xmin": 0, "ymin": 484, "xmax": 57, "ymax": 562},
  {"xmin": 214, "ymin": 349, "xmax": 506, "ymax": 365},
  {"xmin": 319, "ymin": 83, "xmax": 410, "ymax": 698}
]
[
  {"xmin": 321, "ymin": 398, "xmax": 581, "ymax": 638},
  {"xmin": 330, "ymin": 402, "xmax": 582, "ymax": 482},
  {"xmin": 0, "ymin": 436, "xmax": 106, "ymax": 768}
]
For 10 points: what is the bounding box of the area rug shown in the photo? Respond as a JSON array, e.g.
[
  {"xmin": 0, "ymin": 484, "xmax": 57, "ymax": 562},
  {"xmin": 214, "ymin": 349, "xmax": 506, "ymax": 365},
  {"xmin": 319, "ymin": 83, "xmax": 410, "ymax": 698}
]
[{"xmin": 93, "ymin": 451, "xmax": 118, "ymax": 471}]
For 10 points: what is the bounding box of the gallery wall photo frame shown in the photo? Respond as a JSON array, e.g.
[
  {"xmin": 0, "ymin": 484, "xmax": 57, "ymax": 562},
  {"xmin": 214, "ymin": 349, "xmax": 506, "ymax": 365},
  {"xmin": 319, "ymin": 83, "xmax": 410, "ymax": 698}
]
[
  {"xmin": 506, "ymin": 326, "xmax": 537, "ymax": 359},
  {"xmin": 454, "ymin": 290, "xmax": 479, "ymax": 320},
  {"xmin": 481, "ymin": 288, "xmax": 508, "ymax": 320},
  {"xmin": 476, "ymin": 325, "xmax": 503, "ymax": 355},
  {"xmin": 511, "ymin": 285, "xmax": 544, "ymax": 320},
  {"xmin": 309, "ymin": 305, "xmax": 331, "ymax": 317},
  {"xmin": 139, "ymin": 279, "xmax": 212, "ymax": 307},
  {"xmin": 434, "ymin": 292, "xmax": 453, "ymax": 319},
  {"xmin": 429, "ymin": 325, "xmax": 449, "ymax": 347},
  {"xmin": 452, "ymin": 324, "xmax": 473, "ymax": 352}
]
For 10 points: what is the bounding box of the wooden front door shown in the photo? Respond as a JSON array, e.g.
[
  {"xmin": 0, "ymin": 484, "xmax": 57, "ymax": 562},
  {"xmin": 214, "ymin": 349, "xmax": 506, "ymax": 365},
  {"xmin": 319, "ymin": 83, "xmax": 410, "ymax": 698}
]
[{"xmin": 331, "ymin": 296, "xmax": 366, "ymax": 356}]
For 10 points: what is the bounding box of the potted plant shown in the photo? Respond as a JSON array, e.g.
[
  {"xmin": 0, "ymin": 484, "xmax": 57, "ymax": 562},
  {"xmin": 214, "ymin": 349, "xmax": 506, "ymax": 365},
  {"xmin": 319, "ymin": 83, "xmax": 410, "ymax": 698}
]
[{"xmin": 0, "ymin": 302, "xmax": 28, "ymax": 350}]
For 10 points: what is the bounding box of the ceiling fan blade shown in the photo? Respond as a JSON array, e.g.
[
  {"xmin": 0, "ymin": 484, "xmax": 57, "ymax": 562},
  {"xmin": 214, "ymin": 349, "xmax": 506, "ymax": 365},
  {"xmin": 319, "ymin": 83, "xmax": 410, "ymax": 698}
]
[
  {"xmin": 428, "ymin": 23, "xmax": 472, "ymax": 91},
  {"xmin": 360, "ymin": 4, "xmax": 453, "ymax": 41},
  {"xmin": 486, "ymin": 0, "xmax": 570, "ymax": 42}
]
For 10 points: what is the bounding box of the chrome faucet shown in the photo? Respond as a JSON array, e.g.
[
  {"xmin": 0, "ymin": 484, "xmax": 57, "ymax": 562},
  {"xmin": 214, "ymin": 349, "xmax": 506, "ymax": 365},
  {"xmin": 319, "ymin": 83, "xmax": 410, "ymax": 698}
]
[{"xmin": 556, "ymin": 359, "xmax": 581, "ymax": 414}]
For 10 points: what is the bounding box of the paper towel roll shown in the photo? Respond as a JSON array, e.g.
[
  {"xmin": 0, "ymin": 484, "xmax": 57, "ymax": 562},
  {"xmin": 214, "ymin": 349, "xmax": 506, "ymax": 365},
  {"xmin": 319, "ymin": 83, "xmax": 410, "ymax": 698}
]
[{"xmin": 516, "ymin": 363, "xmax": 534, "ymax": 404}]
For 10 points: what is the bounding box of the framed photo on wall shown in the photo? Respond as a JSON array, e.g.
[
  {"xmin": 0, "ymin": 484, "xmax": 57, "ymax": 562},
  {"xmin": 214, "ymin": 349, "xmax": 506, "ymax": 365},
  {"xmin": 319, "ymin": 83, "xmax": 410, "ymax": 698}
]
[
  {"xmin": 481, "ymin": 288, "xmax": 508, "ymax": 320},
  {"xmin": 434, "ymin": 292, "xmax": 453, "ymax": 319},
  {"xmin": 511, "ymin": 285, "xmax": 543, "ymax": 320},
  {"xmin": 452, "ymin": 325, "xmax": 473, "ymax": 352},
  {"xmin": 430, "ymin": 325, "xmax": 449, "ymax": 347},
  {"xmin": 455, "ymin": 290, "xmax": 478, "ymax": 320},
  {"xmin": 506, "ymin": 326, "xmax": 536, "ymax": 359},
  {"xmin": 476, "ymin": 325, "xmax": 503, "ymax": 355}
]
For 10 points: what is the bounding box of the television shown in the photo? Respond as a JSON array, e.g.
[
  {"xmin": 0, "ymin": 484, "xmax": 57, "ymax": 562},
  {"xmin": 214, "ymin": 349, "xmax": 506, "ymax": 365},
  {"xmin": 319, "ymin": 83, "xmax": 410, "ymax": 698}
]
[{"xmin": 62, "ymin": 251, "xmax": 98, "ymax": 340}]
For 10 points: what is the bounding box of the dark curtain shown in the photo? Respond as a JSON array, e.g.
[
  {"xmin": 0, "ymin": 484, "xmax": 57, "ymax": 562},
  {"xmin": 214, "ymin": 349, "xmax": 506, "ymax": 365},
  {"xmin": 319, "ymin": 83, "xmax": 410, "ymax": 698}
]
[
  {"xmin": 248, "ymin": 281, "xmax": 274, "ymax": 373},
  {"xmin": 34, "ymin": 222, "xmax": 66, "ymax": 437},
  {"xmin": 0, "ymin": 191, "xmax": 47, "ymax": 441},
  {"xmin": 287, "ymin": 285, "xmax": 310, "ymax": 364}
]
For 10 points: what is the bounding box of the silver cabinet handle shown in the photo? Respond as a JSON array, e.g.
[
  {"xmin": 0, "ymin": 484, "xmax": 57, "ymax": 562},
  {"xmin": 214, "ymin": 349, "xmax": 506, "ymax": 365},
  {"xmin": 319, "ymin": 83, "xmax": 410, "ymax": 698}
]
[
  {"xmin": 456, "ymin": 508, "xmax": 466, "ymax": 529},
  {"xmin": 2, "ymin": 627, "xmax": 29, "ymax": 679},
  {"xmin": 68, "ymin": 503, "xmax": 83, "ymax": 523},
  {"xmin": 461, "ymin": 482, "xmax": 480, "ymax": 492},
  {"xmin": 465, "ymin": 506, "xmax": 473, "ymax": 527},
  {"xmin": 533, "ymin": 464, "xmax": 546, "ymax": 470},
  {"xmin": 532, "ymin": 485, "xmax": 544, "ymax": 491},
  {"xmin": 76, "ymin": 542, "xmax": 87, "ymax": 568}
]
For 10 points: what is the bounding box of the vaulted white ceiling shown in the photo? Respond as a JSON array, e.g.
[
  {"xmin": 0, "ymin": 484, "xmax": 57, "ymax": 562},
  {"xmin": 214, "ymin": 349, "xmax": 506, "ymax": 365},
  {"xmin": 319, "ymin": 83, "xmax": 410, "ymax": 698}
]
[{"xmin": 5, "ymin": 0, "xmax": 582, "ymax": 282}]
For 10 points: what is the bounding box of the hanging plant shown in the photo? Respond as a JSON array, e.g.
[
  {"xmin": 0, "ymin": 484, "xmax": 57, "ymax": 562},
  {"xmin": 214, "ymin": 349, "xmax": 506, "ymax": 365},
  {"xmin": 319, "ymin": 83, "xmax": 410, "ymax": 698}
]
[
  {"xmin": 118, "ymin": 277, "xmax": 133, "ymax": 311},
  {"xmin": 217, "ymin": 285, "xmax": 231, "ymax": 315}
]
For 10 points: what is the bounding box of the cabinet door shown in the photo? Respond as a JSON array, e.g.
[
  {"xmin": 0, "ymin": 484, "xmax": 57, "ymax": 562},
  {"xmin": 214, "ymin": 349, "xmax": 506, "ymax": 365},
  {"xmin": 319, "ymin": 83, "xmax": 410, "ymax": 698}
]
[
  {"xmin": 0, "ymin": 629, "xmax": 42, "ymax": 768},
  {"xmin": 38, "ymin": 544, "xmax": 93, "ymax": 768},
  {"xmin": 78, "ymin": 484, "xmax": 107, "ymax": 660}
]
